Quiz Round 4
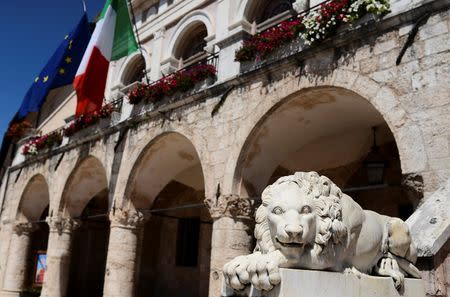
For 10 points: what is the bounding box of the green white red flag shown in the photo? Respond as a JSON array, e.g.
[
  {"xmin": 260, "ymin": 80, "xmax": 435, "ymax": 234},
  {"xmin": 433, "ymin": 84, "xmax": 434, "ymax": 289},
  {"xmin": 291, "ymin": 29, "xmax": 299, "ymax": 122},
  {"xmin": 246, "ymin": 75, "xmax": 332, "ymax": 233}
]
[{"xmin": 74, "ymin": 0, "xmax": 138, "ymax": 116}]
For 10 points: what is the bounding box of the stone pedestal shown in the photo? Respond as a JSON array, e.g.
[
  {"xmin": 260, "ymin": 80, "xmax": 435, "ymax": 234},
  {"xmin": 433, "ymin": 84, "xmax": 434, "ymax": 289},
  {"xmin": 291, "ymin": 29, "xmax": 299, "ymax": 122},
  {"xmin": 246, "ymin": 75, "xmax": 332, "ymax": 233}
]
[
  {"xmin": 222, "ymin": 269, "xmax": 426, "ymax": 297},
  {"xmin": 1, "ymin": 222, "xmax": 36, "ymax": 297},
  {"xmin": 103, "ymin": 210, "xmax": 148, "ymax": 297},
  {"xmin": 40, "ymin": 217, "xmax": 80, "ymax": 297}
]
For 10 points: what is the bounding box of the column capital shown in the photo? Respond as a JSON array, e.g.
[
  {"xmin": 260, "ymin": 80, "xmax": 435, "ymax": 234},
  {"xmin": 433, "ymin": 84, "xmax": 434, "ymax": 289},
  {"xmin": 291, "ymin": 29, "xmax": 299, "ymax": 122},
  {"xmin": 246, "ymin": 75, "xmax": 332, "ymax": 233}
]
[
  {"xmin": 13, "ymin": 221, "xmax": 38, "ymax": 235},
  {"xmin": 205, "ymin": 194, "xmax": 256, "ymax": 220},
  {"xmin": 109, "ymin": 209, "xmax": 149, "ymax": 230},
  {"xmin": 46, "ymin": 216, "xmax": 81, "ymax": 234}
]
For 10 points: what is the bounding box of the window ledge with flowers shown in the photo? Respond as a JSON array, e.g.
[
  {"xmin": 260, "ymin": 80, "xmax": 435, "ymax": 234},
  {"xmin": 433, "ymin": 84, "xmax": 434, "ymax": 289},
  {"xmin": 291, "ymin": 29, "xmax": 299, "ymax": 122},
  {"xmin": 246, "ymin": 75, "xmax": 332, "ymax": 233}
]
[
  {"xmin": 235, "ymin": 0, "xmax": 390, "ymax": 69},
  {"xmin": 126, "ymin": 54, "xmax": 218, "ymax": 109},
  {"xmin": 20, "ymin": 103, "xmax": 118, "ymax": 158}
]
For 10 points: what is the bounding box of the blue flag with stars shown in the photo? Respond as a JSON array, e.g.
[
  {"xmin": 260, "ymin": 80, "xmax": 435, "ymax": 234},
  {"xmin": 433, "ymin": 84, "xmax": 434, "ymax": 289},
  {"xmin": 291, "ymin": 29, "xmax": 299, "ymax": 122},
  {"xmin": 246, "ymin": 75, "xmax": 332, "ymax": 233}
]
[{"xmin": 16, "ymin": 14, "xmax": 91, "ymax": 120}]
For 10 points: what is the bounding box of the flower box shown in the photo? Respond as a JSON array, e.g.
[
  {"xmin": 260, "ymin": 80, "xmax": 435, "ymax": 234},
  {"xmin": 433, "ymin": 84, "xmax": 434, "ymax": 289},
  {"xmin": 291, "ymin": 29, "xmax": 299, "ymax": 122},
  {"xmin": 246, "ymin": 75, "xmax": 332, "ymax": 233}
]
[
  {"xmin": 235, "ymin": 0, "xmax": 390, "ymax": 63},
  {"xmin": 63, "ymin": 103, "xmax": 116, "ymax": 139},
  {"xmin": 127, "ymin": 64, "xmax": 217, "ymax": 106},
  {"xmin": 193, "ymin": 76, "xmax": 216, "ymax": 92},
  {"xmin": 22, "ymin": 131, "xmax": 63, "ymax": 157},
  {"xmin": 7, "ymin": 121, "xmax": 35, "ymax": 143}
]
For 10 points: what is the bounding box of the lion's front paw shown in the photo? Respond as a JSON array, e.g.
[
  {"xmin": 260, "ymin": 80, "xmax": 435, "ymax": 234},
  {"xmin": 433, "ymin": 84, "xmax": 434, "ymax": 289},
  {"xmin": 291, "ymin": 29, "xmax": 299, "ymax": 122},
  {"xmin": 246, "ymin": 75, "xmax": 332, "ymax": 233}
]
[
  {"xmin": 224, "ymin": 255, "xmax": 253, "ymax": 290},
  {"xmin": 224, "ymin": 251, "xmax": 287, "ymax": 292},
  {"xmin": 246, "ymin": 252, "xmax": 287, "ymax": 291}
]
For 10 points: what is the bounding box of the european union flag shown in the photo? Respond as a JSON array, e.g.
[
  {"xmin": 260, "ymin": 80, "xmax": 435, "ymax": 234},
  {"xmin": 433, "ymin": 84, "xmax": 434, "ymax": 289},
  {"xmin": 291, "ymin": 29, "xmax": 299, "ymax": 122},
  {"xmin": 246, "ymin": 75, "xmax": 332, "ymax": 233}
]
[{"xmin": 16, "ymin": 13, "xmax": 91, "ymax": 120}]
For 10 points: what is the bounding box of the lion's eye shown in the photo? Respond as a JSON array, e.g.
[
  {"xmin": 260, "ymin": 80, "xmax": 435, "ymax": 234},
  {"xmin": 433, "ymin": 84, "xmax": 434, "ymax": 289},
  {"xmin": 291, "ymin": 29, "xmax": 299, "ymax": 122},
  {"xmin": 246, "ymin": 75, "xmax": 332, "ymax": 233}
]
[
  {"xmin": 272, "ymin": 206, "xmax": 284, "ymax": 215},
  {"xmin": 301, "ymin": 206, "xmax": 311, "ymax": 214}
]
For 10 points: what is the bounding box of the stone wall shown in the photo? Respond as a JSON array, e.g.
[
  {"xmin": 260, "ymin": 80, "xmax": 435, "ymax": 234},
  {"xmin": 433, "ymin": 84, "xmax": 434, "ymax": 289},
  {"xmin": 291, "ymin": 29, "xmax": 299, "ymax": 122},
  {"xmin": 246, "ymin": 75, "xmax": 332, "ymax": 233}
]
[{"xmin": 0, "ymin": 1, "xmax": 449, "ymax": 297}]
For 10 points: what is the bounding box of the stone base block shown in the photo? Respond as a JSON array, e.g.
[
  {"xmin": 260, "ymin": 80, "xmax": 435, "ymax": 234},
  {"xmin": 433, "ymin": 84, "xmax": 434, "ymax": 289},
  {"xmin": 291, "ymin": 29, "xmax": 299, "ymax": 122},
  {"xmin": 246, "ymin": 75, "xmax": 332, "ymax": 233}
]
[
  {"xmin": 222, "ymin": 269, "xmax": 426, "ymax": 297},
  {"xmin": 0, "ymin": 291, "xmax": 21, "ymax": 297}
]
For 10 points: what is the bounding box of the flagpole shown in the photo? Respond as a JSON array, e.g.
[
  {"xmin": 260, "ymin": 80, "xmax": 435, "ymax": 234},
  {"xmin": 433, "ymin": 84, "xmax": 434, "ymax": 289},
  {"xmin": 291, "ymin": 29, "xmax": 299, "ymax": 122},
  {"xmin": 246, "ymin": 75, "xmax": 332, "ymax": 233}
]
[
  {"xmin": 127, "ymin": 0, "xmax": 150, "ymax": 85},
  {"xmin": 82, "ymin": 0, "xmax": 87, "ymax": 13}
]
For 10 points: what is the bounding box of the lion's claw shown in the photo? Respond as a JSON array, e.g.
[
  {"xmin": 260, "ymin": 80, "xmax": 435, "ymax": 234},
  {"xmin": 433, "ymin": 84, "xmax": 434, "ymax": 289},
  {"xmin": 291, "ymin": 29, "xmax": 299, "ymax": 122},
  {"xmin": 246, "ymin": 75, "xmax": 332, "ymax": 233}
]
[{"xmin": 223, "ymin": 251, "xmax": 286, "ymax": 291}]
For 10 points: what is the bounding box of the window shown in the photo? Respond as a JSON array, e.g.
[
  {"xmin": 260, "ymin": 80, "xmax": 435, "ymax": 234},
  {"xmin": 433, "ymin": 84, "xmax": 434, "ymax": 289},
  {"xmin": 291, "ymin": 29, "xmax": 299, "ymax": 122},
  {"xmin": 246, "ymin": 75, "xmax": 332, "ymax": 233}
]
[
  {"xmin": 176, "ymin": 218, "xmax": 200, "ymax": 267},
  {"xmin": 174, "ymin": 23, "xmax": 208, "ymax": 61},
  {"xmin": 122, "ymin": 55, "xmax": 146, "ymax": 86},
  {"xmin": 248, "ymin": 0, "xmax": 294, "ymax": 24}
]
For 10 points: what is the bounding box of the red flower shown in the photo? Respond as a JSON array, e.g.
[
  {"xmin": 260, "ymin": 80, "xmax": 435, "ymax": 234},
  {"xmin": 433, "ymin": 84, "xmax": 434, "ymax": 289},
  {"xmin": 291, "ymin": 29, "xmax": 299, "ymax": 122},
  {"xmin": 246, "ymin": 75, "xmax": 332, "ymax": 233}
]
[
  {"xmin": 7, "ymin": 120, "xmax": 33, "ymax": 139},
  {"xmin": 235, "ymin": 16, "xmax": 305, "ymax": 62},
  {"xmin": 22, "ymin": 131, "xmax": 63, "ymax": 156},
  {"xmin": 127, "ymin": 63, "xmax": 217, "ymax": 105}
]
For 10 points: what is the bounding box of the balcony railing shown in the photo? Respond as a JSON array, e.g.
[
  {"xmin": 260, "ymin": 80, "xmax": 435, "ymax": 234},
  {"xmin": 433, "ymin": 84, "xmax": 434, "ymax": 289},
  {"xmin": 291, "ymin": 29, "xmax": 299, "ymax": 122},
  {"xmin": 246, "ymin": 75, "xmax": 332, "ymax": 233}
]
[{"xmin": 235, "ymin": 0, "xmax": 390, "ymax": 69}]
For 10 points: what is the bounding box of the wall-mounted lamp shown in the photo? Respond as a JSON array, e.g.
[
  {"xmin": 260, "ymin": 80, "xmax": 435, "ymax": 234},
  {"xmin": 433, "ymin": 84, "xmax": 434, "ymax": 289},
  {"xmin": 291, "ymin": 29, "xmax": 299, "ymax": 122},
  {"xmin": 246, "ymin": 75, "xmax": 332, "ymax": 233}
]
[{"xmin": 364, "ymin": 127, "xmax": 387, "ymax": 185}]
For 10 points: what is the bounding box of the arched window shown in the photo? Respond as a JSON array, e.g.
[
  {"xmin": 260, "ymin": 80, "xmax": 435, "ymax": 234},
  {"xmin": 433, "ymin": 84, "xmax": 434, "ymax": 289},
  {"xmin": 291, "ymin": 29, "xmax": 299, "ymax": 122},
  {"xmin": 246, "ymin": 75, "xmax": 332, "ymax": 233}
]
[
  {"xmin": 122, "ymin": 54, "xmax": 146, "ymax": 86},
  {"xmin": 246, "ymin": 0, "xmax": 294, "ymax": 24},
  {"xmin": 173, "ymin": 22, "xmax": 208, "ymax": 62}
]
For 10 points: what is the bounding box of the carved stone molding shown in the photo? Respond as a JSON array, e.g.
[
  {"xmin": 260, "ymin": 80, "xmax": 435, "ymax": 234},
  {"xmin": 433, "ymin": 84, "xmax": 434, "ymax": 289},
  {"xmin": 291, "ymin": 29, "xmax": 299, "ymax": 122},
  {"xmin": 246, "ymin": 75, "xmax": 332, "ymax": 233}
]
[
  {"xmin": 205, "ymin": 195, "xmax": 257, "ymax": 219},
  {"xmin": 13, "ymin": 222, "xmax": 38, "ymax": 236},
  {"xmin": 46, "ymin": 216, "xmax": 81, "ymax": 235},
  {"xmin": 109, "ymin": 208, "xmax": 150, "ymax": 230}
]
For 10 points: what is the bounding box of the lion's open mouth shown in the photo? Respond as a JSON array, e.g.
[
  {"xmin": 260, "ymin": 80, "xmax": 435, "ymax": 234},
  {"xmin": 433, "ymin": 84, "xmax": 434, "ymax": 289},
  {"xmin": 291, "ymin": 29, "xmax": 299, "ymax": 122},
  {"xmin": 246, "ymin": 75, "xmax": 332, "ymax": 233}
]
[{"xmin": 276, "ymin": 238, "xmax": 304, "ymax": 248}]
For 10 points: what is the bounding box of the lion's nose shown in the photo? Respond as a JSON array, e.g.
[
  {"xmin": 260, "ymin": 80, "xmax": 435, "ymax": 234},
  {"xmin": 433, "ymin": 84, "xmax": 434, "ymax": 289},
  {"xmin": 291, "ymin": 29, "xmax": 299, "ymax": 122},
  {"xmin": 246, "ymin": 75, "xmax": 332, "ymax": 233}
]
[{"xmin": 285, "ymin": 225, "xmax": 303, "ymax": 238}]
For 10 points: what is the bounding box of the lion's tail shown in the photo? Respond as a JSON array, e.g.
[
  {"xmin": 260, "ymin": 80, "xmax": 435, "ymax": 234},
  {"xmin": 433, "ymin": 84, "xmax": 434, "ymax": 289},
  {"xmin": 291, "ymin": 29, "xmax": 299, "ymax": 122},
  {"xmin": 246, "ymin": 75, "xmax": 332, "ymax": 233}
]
[{"xmin": 391, "ymin": 254, "xmax": 421, "ymax": 279}]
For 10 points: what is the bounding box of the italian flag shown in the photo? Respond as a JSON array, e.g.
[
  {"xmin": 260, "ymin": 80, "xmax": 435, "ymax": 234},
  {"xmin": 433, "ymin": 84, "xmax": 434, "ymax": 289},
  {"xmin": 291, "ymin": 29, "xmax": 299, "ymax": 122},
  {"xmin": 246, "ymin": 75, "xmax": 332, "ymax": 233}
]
[{"xmin": 74, "ymin": 0, "xmax": 138, "ymax": 116}]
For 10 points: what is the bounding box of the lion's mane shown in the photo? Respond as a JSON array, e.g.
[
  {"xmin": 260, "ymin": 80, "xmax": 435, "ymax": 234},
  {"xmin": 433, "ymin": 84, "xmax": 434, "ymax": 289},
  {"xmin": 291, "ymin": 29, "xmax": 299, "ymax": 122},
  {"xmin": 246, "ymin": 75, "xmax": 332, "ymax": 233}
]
[{"xmin": 254, "ymin": 172, "xmax": 348, "ymax": 256}]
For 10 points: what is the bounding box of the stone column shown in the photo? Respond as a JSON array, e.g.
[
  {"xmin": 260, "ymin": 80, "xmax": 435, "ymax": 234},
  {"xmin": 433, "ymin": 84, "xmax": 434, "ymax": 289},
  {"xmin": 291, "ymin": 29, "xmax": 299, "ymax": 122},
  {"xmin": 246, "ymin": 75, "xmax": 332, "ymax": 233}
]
[
  {"xmin": 2, "ymin": 222, "xmax": 37, "ymax": 297},
  {"xmin": 40, "ymin": 216, "xmax": 81, "ymax": 297},
  {"xmin": 206, "ymin": 195, "xmax": 256, "ymax": 297},
  {"xmin": 103, "ymin": 209, "xmax": 148, "ymax": 297},
  {"xmin": 150, "ymin": 28, "xmax": 166, "ymax": 81}
]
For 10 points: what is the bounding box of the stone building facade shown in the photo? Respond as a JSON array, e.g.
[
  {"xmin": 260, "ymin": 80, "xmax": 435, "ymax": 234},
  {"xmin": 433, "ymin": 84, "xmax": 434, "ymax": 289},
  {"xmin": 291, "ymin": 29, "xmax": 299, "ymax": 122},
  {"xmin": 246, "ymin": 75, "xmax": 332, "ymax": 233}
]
[{"xmin": 0, "ymin": 0, "xmax": 449, "ymax": 296}]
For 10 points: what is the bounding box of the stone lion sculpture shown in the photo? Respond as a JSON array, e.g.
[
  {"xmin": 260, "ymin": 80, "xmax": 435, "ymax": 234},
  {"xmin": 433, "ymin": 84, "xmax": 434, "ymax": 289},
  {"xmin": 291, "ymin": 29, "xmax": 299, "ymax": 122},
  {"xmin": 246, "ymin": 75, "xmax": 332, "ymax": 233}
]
[{"xmin": 224, "ymin": 172, "xmax": 420, "ymax": 292}]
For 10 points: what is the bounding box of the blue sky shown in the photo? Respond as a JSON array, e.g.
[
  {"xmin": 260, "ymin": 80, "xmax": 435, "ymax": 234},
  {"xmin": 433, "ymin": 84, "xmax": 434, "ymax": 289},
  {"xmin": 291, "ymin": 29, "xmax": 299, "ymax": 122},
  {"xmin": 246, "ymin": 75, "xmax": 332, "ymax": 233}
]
[{"xmin": 0, "ymin": 0, "xmax": 104, "ymax": 136}]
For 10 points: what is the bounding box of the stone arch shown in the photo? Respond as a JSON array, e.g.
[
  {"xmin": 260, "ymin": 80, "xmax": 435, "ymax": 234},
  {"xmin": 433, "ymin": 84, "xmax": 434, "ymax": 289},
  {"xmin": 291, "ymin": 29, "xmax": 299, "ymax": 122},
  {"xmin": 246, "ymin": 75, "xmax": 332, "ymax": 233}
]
[
  {"xmin": 17, "ymin": 174, "xmax": 50, "ymax": 222},
  {"xmin": 59, "ymin": 156, "xmax": 108, "ymax": 218},
  {"xmin": 167, "ymin": 10, "xmax": 214, "ymax": 61},
  {"xmin": 124, "ymin": 131, "xmax": 206, "ymax": 210},
  {"xmin": 117, "ymin": 49, "xmax": 150, "ymax": 86},
  {"xmin": 226, "ymin": 71, "xmax": 427, "ymax": 197},
  {"xmin": 121, "ymin": 131, "xmax": 212, "ymax": 297}
]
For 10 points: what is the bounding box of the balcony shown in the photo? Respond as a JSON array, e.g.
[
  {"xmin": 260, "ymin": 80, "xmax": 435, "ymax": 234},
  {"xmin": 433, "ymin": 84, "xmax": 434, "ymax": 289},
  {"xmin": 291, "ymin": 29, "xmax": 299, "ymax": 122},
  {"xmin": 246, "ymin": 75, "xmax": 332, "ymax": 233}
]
[
  {"xmin": 235, "ymin": 0, "xmax": 390, "ymax": 73},
  {"xmin": 12, "ymin": 52, "xmax": 219, "ymax": 164}
]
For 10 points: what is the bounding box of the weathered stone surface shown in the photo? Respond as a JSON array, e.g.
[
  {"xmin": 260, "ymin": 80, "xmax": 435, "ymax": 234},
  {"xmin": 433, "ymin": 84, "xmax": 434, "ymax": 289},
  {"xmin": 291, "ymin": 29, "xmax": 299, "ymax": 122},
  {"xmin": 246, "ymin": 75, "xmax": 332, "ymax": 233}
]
[
  {"xmin": 222, "ymin": 269, "xmax": 426, "ymax": 297},
  {"xmin": 407, "ymin": 180, "xmax": 450, "ymax": 257}
]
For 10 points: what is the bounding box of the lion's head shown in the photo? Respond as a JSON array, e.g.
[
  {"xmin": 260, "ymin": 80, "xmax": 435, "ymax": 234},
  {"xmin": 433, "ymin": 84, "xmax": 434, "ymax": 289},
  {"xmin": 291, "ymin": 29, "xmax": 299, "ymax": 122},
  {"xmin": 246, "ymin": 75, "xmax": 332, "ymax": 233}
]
[{"xmin": 254, "ymin": 172, "xmax": 348, "ymax": 261}]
